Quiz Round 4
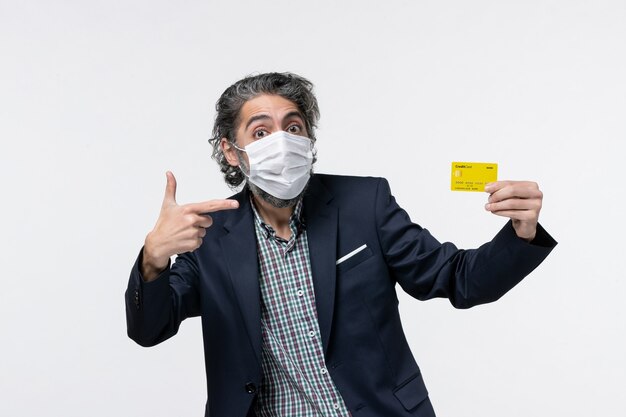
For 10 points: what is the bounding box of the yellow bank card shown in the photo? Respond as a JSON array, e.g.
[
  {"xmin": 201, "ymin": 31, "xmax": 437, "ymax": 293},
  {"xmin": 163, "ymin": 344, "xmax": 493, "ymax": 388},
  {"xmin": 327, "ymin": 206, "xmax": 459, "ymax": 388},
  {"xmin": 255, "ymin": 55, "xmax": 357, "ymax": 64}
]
[{"xmin": 451, "ymin": 162, "xmax": 498, "ymax": 192}]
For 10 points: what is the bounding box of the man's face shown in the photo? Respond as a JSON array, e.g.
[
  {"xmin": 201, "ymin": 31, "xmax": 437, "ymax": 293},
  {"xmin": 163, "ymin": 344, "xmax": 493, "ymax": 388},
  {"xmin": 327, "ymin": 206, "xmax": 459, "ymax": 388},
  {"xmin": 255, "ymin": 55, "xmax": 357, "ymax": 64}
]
[{"xmin": 220, "ymin": 94, "xmax": 311, "ymax": 207}]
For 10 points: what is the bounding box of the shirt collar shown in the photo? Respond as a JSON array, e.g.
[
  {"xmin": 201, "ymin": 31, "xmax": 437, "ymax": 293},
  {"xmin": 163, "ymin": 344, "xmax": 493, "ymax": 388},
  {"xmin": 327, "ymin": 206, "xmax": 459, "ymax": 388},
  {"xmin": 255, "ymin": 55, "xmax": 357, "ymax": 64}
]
[{"xmin": 250, "ymin": 196, "xmax": 306, "ymax": 241}]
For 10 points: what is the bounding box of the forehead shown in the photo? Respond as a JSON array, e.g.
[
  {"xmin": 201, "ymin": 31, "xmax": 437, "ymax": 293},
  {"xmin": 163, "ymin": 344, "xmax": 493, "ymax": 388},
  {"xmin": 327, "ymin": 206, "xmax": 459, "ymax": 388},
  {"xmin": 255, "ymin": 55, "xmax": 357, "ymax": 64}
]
[{"xmin": 238, "ymin": 94, "xmax": 302, "ymax": 127}]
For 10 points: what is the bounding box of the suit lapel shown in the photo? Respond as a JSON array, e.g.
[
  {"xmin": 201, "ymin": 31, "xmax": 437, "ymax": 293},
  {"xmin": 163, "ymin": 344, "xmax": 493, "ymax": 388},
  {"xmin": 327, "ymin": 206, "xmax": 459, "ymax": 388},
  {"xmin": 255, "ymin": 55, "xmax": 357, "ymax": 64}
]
[
  {"xmin": 220, "ymin": 190, "xmax": 262, "ymax": 364},
  {"xmin": 304, "ymin": 177, "xmax": 338, "ymax": 355}
]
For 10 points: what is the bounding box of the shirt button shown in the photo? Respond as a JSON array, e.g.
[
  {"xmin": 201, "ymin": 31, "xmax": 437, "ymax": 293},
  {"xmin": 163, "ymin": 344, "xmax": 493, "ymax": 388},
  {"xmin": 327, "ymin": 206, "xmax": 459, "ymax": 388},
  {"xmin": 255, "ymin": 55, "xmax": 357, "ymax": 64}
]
[
  {"xmin": 244, "ymin": 382, "xmax": 257, "ymax": 394},
  {"xmin": 320, "ymin": 367, "xmax": 327, "ymax": 375},
  {"xmin": 296, "ymin": 289, "xmax": 304, "ymax": 297},
  {"xmin": 333, "ymin": 403, "xmax": 340, "ymax": 410},
  {"xmin": 308, "ymin": 330, "xmax": 315, "ymax": 338}
]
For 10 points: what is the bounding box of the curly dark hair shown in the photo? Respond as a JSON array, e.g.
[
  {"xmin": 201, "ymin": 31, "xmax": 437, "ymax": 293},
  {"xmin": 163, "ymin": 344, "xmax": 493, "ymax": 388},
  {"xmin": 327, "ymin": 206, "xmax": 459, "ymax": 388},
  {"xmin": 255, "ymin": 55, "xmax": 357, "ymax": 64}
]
[{"xmin": 208, "ymin": 72, "xmax": 320, "ymax": 188}]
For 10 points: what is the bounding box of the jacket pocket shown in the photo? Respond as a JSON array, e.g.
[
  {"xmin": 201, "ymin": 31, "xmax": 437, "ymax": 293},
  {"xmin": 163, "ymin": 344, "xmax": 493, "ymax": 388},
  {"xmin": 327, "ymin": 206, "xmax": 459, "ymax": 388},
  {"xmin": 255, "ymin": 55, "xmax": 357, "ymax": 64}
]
[
  {"xmin": 336, "ymin": 244, "xmax": 373, "ymax": 274},
  {"xmin": 393, "ymin": 372, "xmax": 429, "ymax": 411}
]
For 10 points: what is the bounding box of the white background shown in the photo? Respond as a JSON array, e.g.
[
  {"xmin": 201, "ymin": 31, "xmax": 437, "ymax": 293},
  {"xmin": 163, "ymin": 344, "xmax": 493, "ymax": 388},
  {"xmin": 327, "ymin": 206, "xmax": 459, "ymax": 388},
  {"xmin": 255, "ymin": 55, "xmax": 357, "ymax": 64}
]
[{"xmin": 1, "ymin": 0, "xmax": 624, "ymax": 416}]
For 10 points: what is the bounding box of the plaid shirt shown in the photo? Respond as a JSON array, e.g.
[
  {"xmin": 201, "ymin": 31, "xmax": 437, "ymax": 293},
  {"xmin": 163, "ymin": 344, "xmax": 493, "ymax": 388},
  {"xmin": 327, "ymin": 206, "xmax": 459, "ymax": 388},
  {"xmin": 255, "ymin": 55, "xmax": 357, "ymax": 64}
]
[{"xmin": 251, "ymin": 198, "xmax": 350, "ymax": 417}]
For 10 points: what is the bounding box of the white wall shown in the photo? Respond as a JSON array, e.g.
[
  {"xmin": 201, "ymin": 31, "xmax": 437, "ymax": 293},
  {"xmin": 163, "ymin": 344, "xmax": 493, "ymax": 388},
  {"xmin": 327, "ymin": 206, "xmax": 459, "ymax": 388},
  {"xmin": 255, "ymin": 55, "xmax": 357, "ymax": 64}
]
[{"xmin": 1, "ymin": 0, "xmax": 624, "ymax": 415}]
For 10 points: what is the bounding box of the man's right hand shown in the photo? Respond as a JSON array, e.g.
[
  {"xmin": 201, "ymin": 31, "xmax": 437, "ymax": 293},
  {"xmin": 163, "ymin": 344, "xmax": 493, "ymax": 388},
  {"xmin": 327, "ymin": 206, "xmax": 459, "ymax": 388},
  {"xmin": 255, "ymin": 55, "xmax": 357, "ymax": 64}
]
[{"xmin": 141, "ymin": 171, "xmax": 239, "ymax": 282}]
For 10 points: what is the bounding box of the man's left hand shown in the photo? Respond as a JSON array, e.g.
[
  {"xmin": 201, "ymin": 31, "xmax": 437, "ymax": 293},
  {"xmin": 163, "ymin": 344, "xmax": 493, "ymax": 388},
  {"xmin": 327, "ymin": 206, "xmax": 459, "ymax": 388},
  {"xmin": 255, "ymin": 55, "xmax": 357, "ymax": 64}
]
[{"xmin": 484, "ymin": 181, "xmax": 543, "ymax": 242}]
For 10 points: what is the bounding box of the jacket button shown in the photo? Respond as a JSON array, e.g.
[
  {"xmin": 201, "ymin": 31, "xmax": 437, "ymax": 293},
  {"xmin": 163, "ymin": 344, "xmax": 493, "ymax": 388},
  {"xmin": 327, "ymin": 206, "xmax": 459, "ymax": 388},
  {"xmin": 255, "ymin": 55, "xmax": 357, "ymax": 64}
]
[{"xmin": 245, "ymin": 382, "xmax": 257, "ymax": 394}]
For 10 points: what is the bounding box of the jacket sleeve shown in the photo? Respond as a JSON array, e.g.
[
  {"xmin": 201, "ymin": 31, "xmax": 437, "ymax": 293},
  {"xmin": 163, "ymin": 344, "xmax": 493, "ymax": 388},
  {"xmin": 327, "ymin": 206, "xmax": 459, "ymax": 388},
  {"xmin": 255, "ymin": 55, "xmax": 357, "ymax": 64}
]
[
  {"xmin": 125, "ymin": 249, "xmax": 201, "ymax": 347},
  {"xmin": 374, "ymin": 178, "xmax": 557, "ymax": 309}
]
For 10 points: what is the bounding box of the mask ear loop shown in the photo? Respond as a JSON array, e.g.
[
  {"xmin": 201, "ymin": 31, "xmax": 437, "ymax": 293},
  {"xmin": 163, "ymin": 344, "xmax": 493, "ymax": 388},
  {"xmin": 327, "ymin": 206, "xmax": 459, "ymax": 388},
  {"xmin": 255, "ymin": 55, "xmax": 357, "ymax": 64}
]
[
  {"xmin": 231, "ymin": 142, "xmax": 246, "ymax": 152},
  {"xmin": 229, "ymin": 140, "xmax": 251, "ymax": 178}
]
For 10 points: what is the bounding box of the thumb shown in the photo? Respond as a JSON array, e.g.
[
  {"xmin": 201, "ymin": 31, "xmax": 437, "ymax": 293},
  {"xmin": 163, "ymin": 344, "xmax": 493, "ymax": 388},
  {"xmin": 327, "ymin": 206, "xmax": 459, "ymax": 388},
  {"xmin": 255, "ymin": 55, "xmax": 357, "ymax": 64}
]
[{"xmin": 162, "ymin": 171, "xmax": 177, "ymax": 206}]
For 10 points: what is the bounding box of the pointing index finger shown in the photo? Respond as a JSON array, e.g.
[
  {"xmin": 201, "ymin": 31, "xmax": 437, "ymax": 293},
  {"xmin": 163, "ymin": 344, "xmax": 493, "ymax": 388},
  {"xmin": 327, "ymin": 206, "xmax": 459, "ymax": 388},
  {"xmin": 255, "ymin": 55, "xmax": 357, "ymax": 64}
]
[{"xmin": 186, "ymin": 199, "xmax": 239, "ymax": 214}]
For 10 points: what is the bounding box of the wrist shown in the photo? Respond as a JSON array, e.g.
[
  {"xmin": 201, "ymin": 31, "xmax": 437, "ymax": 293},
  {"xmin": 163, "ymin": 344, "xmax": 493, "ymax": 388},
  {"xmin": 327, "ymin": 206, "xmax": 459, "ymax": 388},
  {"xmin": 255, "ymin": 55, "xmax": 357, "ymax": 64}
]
[
  {"xmin": 142, "ymin": 234, "xmax": 169, "ymax": 281},
  {"xmin": 512, "ymin": 220, "xmax": 537, "ymax": 242}
]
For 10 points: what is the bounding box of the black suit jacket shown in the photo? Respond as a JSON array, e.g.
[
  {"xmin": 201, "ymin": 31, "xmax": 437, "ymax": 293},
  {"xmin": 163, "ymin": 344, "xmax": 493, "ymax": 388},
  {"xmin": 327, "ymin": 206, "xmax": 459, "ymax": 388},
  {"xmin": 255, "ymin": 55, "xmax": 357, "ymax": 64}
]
[{"xmin": 126, "ymin": 174, "xmax": 556, "ymax": 416}]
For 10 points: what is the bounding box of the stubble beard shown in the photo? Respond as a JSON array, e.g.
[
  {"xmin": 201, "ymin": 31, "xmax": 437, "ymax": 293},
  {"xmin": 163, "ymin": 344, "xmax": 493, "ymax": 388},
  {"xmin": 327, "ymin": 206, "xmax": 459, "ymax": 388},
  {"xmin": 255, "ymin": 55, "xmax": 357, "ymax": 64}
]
[{"xmin": 247, "ymin": 182, "xmax": 304, "ymax": 209}]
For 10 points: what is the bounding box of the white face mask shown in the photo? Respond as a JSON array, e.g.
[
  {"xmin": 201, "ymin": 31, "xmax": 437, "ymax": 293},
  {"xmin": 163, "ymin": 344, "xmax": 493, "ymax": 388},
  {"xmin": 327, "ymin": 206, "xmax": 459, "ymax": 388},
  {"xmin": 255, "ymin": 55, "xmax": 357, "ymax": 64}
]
[{"xmin": 233, "ymin": 130, "xmax": 314, "ymax": 200}]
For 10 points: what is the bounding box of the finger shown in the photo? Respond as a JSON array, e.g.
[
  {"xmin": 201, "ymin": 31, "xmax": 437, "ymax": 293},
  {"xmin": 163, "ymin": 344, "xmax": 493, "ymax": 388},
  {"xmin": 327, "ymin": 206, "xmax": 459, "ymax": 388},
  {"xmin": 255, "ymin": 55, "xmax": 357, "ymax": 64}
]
[
  {"xmin": 177, "ymin": 238, "xmax": 204, "ymax": 254},
  {"xmin": 485, "ymin": 180, "xmax": 537, "ymax": 195},
  {"xmin": 487, "ymin": 182, "xmax": 541, "ymax": 203},
  {"xmin": 162, "ymin": 171, "xmax": 177, "ymax": 206},
  {"xmin": 488, "ymin": 209, "xmax": 538, "ymax": 221},
  {"xmin": 484, "ymin": 181, "xmax": 512, "ymax": 194},
  {"xmin": 194, "ymin": 215, "xmax": 213, "ymax": 229},
  {"xmin": 197, "ymin": 227, "xmax": 207, "ymax": 239},
  {"xmin": 186, "ymin": 199, "xmax": 239, "ymax": 214},
  {"xmin": 485, "ymin": 198, "xmax": 542, "ymax": 212}
]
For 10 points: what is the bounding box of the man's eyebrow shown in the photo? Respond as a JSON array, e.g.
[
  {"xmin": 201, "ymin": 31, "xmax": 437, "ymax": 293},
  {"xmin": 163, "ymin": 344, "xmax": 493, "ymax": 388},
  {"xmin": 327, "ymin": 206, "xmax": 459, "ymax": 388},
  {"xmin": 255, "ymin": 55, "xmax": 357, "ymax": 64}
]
[{"xmin": 244, "ymin": 114, "xmax": 271, "ymax": 131}]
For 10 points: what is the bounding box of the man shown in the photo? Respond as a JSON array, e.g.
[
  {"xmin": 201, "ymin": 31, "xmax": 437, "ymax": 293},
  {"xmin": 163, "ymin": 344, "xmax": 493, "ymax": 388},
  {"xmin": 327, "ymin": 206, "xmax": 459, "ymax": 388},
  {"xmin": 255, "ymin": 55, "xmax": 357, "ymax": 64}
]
[{"xmin": 126, "ymin": 72, "xmax": 556, "ymax": 417}]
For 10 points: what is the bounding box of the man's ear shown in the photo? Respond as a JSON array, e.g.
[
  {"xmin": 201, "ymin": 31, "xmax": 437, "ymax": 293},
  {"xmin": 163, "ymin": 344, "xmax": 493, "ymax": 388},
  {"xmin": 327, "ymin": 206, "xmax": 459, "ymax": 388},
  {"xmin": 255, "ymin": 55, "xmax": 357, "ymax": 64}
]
[{"xmin": 220, "ymin": 138, "xmax": 239, "ymax": 167}]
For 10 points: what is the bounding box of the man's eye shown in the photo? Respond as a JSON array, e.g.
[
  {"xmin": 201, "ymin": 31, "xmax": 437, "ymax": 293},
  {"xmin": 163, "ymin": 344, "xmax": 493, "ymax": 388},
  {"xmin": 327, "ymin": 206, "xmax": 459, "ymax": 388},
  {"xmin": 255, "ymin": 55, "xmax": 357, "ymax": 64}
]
[
  {"xmin": 287, "ymin": 125, "xmax": 302, "ymax": 134},
  {"xmin": 254, "ymin": 130, "xmax": 268, "ymax": 139}
]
